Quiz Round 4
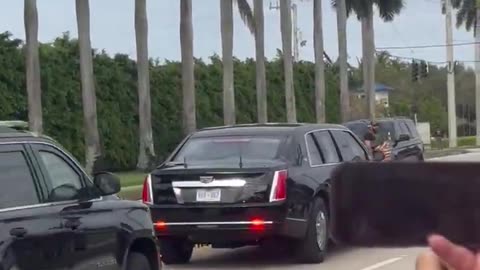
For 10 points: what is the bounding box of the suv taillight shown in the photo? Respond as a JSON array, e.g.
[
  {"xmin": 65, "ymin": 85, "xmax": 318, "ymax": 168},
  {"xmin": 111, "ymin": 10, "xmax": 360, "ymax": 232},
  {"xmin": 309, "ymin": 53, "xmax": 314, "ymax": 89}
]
[
  {"xmin": 142, "ymin": 174, "xmax": 153, "ymax": 204},
  {"xmin": 269, "ymin": 170, "xmax": 288, "ymax": 202}
]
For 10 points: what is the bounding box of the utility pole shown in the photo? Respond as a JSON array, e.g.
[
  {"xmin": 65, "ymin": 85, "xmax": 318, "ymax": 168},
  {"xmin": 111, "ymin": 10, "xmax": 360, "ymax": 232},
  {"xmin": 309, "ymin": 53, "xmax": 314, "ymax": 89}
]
[
  {"xmin": 270, "ymin": 0, "xmax": 303, "ymax": 62},
  {"xmin": 445, "ymin": 0, "xmax": 457, "ymax": 147}
]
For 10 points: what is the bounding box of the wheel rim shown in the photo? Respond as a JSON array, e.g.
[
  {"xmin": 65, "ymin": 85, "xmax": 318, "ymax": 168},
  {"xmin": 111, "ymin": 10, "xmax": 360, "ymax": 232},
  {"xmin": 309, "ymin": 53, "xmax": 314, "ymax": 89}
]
[{"xmin": 315, "ymin": 211, "xmax": 327, "ymax": 250}]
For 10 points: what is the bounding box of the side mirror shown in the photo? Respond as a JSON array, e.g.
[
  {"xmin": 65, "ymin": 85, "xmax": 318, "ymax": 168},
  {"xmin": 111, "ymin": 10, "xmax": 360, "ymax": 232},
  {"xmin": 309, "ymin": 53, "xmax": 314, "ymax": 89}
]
[
  {"xmin": 397, "ymin": 134, "xmax": 410, "ymax": 142},
  {"xmin": 93, "ymin": 172, "xmax": 121, "ymax": 196}
]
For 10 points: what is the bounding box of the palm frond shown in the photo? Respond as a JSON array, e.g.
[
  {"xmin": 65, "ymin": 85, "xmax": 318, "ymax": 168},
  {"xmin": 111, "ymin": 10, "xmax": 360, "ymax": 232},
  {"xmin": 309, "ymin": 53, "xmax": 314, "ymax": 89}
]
[
  {"xmin": 453, "ymin": 0, "xmax": 477, "ymax": 34},
  {"xmin": 235, "ymin": 0, "xmax": 255, "ymax": 35},
  {"xmin": 374, "ymin": 0, "xmax": 404, "ymax": 21}
]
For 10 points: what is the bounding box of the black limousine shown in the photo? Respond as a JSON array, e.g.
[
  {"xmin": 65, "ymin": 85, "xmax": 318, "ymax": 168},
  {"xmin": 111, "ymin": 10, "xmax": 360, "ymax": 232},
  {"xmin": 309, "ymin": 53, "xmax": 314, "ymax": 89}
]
[{"xmin": 142, "ymin": 123, "xmax": 371, "ymax": 264}]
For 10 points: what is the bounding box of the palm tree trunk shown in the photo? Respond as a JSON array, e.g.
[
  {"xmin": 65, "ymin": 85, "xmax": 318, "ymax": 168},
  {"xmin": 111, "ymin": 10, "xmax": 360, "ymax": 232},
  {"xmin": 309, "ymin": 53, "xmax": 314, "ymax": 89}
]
[
  {"xmin": 254, "ymin": 0, "xmax": 267, "ymax": 124},
  {"xmin": 135, "ymin": 0, "xmax": 155, "ymax": 170},
  {"xmin": 75, "ymin": 0, "xmax": 101, "ymax": 174},
  {"xmin": 475, "ymin": 7, "xmax": 480, "ymax": 145},
  {"xmin": 280, "ymin": 0, "xmax": 297, "ymax": 123},
  {"xmin": 336, "ymin": 0, "xmax": 350, "ymax": 123},
  {"xmin": 313, "ymin": 0, "xmax": 326, "ymax": 123},
  {"xmin": 24, "ymin": 0, "xmax": 43, "ymax": 134},
  {"xmin": 221, "ymin": 0, "xmax": 236, "ymax": 125},
  {"xmin": 180, "ymin": 0, "xmax": 196, "ymax": 135},
  {"xmin": 363, "ymin": 7, "xmax": 376, "ymax": 120}
]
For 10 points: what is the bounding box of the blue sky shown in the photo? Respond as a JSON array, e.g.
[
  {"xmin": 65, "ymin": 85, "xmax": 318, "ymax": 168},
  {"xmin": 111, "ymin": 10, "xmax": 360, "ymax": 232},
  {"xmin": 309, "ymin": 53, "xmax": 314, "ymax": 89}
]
[{"xmin": 0, "ymin": 0, "xmax": 474, "ymax": 67}]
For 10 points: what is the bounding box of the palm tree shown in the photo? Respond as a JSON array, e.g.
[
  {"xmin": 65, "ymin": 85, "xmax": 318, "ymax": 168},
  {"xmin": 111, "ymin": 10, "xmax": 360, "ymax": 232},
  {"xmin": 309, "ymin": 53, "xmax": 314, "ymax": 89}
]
[
  {"xmin": 254, "ymin": 0, "xmax": 267, "ymax": 124},
  {"xmin": 450, "ymin": 0, "xmax": 480, "ymax": 145},
  {"xmin": 180, "ymin": 0, "xmax": 196, "ymax": 135},
  {"xmin": 220, "ymin": 0, "xmax": 255, "ymax": 125},
  {"xmin": 314, "ymin": 0, "xmax": 326, "ymax": 123},
  {"xmin": 280, "ymin": 0, "xmax": 297, "ymax": 123},
  {"xmin": 75, "ymin": 0, "xmax": 101, "ymax": 174},
  {"xmin": 332, "ymin": 0, "xmax": 404, "ymax": 120},
  {"xmin": 24, "ymin": 0, "xmax": 43, "ymax": 134},
  {"xmin": 334, "ymin": 0, "xmax": 350, "ymax": 122},
  {"xmin": 135, "ymin": 0, "xmax": 155, "ymax": 170}
]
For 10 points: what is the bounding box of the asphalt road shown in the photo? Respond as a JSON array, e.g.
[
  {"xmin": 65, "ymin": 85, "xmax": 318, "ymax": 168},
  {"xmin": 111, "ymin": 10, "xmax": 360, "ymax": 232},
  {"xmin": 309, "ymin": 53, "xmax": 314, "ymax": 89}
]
[{"xmin": 165, "ymin": 152, "xmax": 480, "ymax": 270}]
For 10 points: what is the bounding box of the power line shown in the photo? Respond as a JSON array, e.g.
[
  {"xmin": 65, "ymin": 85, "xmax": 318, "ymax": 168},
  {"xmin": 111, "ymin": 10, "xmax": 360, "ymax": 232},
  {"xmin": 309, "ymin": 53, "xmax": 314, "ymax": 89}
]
[
  {"xmin": 376, "ymin": 41, "xmax": 480, "ymax": 50},
  {"xmin": 376, "ymin": 51, "xmax": 480, "ymax": 64}
]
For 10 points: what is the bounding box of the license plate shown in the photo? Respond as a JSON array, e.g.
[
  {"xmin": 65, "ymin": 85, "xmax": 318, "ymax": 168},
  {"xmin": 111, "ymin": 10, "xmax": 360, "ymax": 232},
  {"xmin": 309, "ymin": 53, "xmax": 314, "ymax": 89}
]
[{"xmin": 196, "ymin": 189, "xmax": 221, "ymax": 202}]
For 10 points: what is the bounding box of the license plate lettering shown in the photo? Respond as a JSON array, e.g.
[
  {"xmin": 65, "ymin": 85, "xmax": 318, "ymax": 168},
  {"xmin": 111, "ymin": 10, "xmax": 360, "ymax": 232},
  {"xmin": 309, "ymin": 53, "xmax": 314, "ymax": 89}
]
[{"xmin": 196, "ymin": 189, "xmax": 221, "ymax": 202}]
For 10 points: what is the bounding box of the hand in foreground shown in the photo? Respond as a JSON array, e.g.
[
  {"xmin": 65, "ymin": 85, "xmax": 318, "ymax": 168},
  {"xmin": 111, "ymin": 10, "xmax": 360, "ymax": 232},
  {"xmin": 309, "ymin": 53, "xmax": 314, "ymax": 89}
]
[{"xmin": 416, "ymin": 235, "xmax": 480, "ymax": 270}]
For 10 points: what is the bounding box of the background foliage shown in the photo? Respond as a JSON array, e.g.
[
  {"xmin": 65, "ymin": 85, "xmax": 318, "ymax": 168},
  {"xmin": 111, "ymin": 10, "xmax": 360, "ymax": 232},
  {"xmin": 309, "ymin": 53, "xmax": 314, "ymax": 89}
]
[
  {"xmin": 0, "ymin": 32, "xmax": 340, "ymax": 171},
  {"xmin": 1, "ymin": 33, "xmax": 476, "ymax": 170}
]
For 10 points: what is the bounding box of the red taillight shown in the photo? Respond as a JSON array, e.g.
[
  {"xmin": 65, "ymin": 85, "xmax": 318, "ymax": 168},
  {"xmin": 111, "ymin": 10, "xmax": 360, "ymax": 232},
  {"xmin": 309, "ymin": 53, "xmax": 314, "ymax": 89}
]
[
  {"xmin": 270, "ymin": 170, "xmax": 287, "ymax": 202},
  {"xmin": 142, "ymin": 174, "xmax": 153, "ymax": 204},
  {"xmin": 154, "ymin": 221, "xmax": 167, "ymax": 231},
  {"xmin": 250, "ymin": 218, "xmax": 266, "ymax": 231}
]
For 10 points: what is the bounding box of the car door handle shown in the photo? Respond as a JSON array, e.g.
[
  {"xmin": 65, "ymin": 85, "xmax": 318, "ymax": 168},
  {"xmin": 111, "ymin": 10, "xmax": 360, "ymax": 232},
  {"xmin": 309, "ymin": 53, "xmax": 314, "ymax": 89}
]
[
  {"xmin": 64, "ymin": 219, "xmax": 81, "ymax": 230},
  {"xmin": 10, "ymin": 227, "xmax": 28, "ymax": 238}
]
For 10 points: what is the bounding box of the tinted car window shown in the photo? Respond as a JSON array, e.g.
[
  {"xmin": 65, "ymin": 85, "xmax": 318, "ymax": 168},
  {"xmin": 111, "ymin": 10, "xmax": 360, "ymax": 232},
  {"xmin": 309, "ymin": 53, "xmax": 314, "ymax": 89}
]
[
  {"xmin": 405, "ymin": 120, "xmax": 420, "ymax": 138},
  {"xmin": 332, "ymin": 131, "xmax": 368, "ymax": 161},
  {"xmin": 377, "ymin": 121, "xmax": 396, "ymax": 142},
  {"xmin": 173, "ymin": 136, "xmax": 283, "ymax": 164},
  {"xmin": 344, "ymin": 122, "xmax": 369, "ymax": 140},
  {"xmin": 38, "ymin": 151, "xmax": 83, "ymax": 202},
  {"xmin": 313, "ymin": 131, "xmax": 340, "ymax": 163},
  {"xmin": 306, "ymin": 134, "xmax": 323, "ymax": 166},
  {"xmin": 399, "ymin": 121, "xmax": 410, "ymax": 137},
  {"xmin": 0, "ymin": 151, "xmax": 39, "ymax": 209}
]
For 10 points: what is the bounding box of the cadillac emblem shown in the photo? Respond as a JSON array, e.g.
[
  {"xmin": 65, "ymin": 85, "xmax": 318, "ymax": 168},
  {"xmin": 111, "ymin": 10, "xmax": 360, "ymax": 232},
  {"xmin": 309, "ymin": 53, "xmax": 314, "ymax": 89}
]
[{"xmin": 199, "ymin": 176, "xmax": 214, "ymax": 184}]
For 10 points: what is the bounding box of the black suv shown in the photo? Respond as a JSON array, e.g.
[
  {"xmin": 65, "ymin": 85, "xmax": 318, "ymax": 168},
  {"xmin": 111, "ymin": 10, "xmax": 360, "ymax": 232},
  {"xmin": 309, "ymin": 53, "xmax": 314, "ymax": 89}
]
[
  {"xmin": 0, "ymin": 122, "xmax": 161, "ymax": 270},
  {"xmin": 143, "ymin": 123, "xmax": 371, "ymax": 264},
  {"xmin": 344, "ymin": 117, "xmax": 425, "ymax": 161}
]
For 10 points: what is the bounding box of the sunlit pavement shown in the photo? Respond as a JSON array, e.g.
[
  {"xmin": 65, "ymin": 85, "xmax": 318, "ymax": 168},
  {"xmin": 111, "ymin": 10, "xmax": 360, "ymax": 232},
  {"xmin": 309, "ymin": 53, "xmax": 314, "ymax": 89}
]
[{"xmin": 164, "ymin": 152, "xmax": 480, "ymax": 270}]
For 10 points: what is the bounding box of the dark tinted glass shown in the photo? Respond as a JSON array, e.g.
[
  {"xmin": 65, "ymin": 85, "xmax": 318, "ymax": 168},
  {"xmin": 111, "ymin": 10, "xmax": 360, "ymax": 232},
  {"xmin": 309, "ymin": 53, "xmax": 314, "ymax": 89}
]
[
  {"xmin": 405, "ymin": 120, "xmax": 420, "ymax": 138},
  {"xmin": 377, "ymin": 121, "xmax": 396, "ymax": 142},
  {"xmin": 306, "ymin": 134, "xmax": 323, "ymax": 165},
  {"xmin": 399, "ymin": 121, "xmax": 410, "ymax": 137},
  {"xmin": 345, "ymin": 122, "xmax": 369, "ymax": 139},
  {"xmin": 0, "ymin": 151, "xmax": 39, "ymax": 209},
  {"xmin": 332, "ymin": 131, "xmax": 368, "ymax": 161},
  {"xmin": 313, "ymin": 131, "xmax": 340, "ymax": 163},
  {"xmin": 173, "ymin": 136, "xmax": 283, "ymax": 164}
]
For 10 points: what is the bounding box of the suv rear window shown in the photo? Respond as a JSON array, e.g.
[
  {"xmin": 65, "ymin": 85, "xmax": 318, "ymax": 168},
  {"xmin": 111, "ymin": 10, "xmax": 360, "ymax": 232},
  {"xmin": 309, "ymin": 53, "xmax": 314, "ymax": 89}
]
[
  {"xmin": 0, "ymin": 151, "xmax": 39, "ymax": 209},
  {"xmin": 173, "ymin": 136, "xmax": 283, "ymax": 164}
]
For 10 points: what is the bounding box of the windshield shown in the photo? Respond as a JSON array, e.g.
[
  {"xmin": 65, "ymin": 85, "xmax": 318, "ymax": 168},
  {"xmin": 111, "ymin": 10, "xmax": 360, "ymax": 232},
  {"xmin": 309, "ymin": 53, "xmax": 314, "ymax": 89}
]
[{"xmin": 172, "ymin": 136, "xmax": 284, "ymax": 164}]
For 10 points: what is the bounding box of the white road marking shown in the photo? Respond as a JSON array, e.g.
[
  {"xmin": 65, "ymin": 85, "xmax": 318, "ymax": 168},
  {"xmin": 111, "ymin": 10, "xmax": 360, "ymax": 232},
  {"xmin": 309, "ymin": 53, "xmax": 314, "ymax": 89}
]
[{"xmin": 359, "ymin": 256, "xmax": 406, "ymax": 270}]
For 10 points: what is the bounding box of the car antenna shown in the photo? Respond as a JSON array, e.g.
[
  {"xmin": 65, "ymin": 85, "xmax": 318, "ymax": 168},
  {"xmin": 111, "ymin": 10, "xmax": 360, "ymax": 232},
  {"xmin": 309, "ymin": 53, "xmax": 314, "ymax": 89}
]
[
  {"xmin": 238, "ymin": 145, "xmax": 244, "ymax": 169},
  {"xmin": 184, "ymin": 156, "xmax": 188, "ymax": 169}
]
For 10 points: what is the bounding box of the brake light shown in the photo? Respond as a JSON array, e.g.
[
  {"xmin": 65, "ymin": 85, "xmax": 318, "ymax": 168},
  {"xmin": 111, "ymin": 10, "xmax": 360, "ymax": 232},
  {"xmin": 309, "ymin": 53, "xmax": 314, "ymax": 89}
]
[
  {"xmin": 250, "ymin": 218, "xmax": 265, "ymax": 231},
  {"xmin": 154, "ymin": 221, "xmax": 167, "ymax": 231},
  {"xmin": 269, "ymin": 170, "xmax": 288, "ymax": 202},
  {"xmin": 142, "ymin": 174, "xmax": 153, "ymax": 204}
]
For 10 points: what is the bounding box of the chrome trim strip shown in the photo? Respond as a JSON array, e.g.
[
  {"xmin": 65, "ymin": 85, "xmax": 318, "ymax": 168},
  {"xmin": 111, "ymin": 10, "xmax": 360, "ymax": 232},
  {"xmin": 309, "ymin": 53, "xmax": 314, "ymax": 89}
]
[
  {"xmin": 0, "ymin": 197, "xmax": 103, "ymax": 214},
  {"xmin": 286, "ymin": 217, "xmax": 307, "ymax": 222},
  {"xmin": 172, "ymin": 179, "xmax": 246, "ymax": 188},
  {"xmin": 172, "ymin": 187, "xmax": 184, "ymax": 204},
  {"xmin": 155, "ymin": 221, "xmax": 274, "ymax": 226}
]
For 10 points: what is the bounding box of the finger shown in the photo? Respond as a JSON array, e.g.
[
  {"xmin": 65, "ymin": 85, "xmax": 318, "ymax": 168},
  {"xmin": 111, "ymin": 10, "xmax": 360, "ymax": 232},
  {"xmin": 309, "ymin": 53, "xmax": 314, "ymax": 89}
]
[
  {"xmin": 429, "ymin": 235, "xmax": 477, "ymax": 270},
  {"xmin": 416, "ymin": 250, "xmax": 447, "ymax": 270}
]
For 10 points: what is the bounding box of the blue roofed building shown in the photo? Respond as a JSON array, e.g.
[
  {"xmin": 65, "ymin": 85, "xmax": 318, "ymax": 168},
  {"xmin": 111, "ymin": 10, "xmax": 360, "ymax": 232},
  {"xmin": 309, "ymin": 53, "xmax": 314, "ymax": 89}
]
[{"xmin": 351, "ymin": 83, "xmax": 394, "ymax": 108}]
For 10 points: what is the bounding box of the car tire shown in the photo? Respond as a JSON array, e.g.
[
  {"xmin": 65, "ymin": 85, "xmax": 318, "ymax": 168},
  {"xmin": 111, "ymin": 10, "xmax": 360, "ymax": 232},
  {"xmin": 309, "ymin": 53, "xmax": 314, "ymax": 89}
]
[
  {"xmin": 295, "ymin": 197, "xmax": 328, "ymax": 263},
  {"xmin": 126, "ymin": 252, "xmax": 151, "ymax": 270},
  {"xmin": 159, "ymin": 238, "xmax": 193, "ymax": 265}
]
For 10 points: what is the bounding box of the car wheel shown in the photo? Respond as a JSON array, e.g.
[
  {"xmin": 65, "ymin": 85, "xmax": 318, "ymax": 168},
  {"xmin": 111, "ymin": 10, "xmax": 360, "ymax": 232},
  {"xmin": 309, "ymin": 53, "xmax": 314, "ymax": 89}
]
[
  {"xmin": 126, "ymin": 252, "xmax": 151, "ymax": 270},
  {"xmin": 159, "ymin": 238, "xmax": 193, "ymax": 265},
  {"xmin": 296, "ymin": 197, "xmax": 328, "ymax": 263}
]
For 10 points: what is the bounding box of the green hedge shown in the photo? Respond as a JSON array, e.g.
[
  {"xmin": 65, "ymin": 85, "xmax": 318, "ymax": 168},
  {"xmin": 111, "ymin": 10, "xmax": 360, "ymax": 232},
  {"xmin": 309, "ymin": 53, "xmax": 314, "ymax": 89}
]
[{"xmin": 0, "ymin": 32, "xmax": 340, "ymax": 171}]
